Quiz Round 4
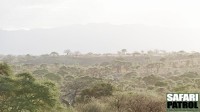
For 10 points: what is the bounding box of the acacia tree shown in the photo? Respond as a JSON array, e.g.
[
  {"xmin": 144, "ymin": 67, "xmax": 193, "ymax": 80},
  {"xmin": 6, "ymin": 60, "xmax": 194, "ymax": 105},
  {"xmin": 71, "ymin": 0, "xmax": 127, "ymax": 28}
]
[
  {"xmin": 64, "ymin": 49, "xmax": 71, "ymax": 55},
  {"xmin": 0, "ymin": 63, "xmax": 60, "ymax": 112},
  {"xmin": 61, "ymin": 76, "xmax": 100, "ymax": 106},
  {"xmin": 81, "ymin": 83, "xmax": 113, "ymax": 100},
  {"xmin": 50, "ymin": 52, "xmax": 59, "ymax": 57},
  {"xmin": 121, "ymin": 49, "xmax": 127, "ymax": 55}
]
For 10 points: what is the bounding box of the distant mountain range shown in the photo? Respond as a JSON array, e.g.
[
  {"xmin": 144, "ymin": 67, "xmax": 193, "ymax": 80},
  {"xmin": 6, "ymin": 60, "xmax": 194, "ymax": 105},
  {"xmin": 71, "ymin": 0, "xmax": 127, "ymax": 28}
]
[{"xmin": 0, "ymin": 23, "xmax": 199, "ymax": 55}]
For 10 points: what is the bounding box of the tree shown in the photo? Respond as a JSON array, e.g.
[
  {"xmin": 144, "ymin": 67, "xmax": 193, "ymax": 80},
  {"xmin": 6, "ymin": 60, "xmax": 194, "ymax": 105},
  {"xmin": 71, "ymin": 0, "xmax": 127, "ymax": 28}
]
[
  {"xmin": 121, "ymin": 49, "xmax": 127, "ymax": 55},
  {"xmin": 2, "ymin": 55, "xmax": 15, "ymax": 63},
  {"xmin": 86, "ymin": 52, "xmax": 93, "ymax": 56},
  {"xmin": 0, "ymin": 72, "xmax": 59, "ymax": 112},
  {"xmin": 50, "ymin": 52, "xmax": 59, "ymax": 57},
  {"xmin": 123, "ymin": 62, "xmax": 132, "ymax": 72},
  {"xmin": 0, "ymin": 63, "xmax": 12, "ymax": 76},
  {"xmin": 64, "ymin": 49, "xmax": 71, "ymax": 55},
  {"xmin": 81, "ymin": 83, "xmax": 113, "ymax": 100},
  {"xmin": 45, "ymin": 73, "xmax": 61, "ymax": 82},
  {"xmin": 154, "ymin": 63, "xmax": 165, "ymax": 73},
  {"xmin": 112, "ymin": 60, "xmax": 123, "ymax": 73},
  {"xmin": 33, "ymin": 69, "xmax": 49, "ymax": 76},
  {"xmin": 61, "ymin": 77, "xmax": 99, "ymax": 106},
  {"xmin": 40, "ymin": 64, "xmax": 48, "ymax": 69},
  {"xmin": 146, "ymin": 62, "xmax": 164, "ymax": 73}
]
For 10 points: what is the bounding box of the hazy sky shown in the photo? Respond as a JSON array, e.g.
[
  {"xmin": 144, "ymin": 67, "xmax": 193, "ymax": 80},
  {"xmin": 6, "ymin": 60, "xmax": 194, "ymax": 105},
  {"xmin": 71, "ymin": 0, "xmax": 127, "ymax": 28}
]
[
  {"xmin": 1, "ymin": 0, "xmax": 200, "ymax": 55},
  {"xmin": 1, "ymin": 0, "xmax": 200, "ymax": 29}
]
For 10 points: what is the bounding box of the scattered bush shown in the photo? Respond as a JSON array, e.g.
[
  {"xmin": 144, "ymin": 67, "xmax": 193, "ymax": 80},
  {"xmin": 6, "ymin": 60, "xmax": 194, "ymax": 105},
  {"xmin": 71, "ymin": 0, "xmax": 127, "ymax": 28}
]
[
  {"xmin": 109, "ymin": 93, "xmax": 165, "ymax": 112},
  {"xmin": 75, "ymin": 98, "xmax": 106, "ymax": 112},
  {"xmin": 80, "ymin": 83, "xmax": 113, "ymax": 102},
  {"xmin": 155, "ymin": 81, "xmax": 168, "ymax": 87}
]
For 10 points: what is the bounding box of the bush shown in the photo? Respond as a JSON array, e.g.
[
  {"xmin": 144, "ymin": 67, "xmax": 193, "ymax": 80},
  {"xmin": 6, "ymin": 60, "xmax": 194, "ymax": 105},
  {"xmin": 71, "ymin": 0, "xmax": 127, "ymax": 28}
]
[
  {"xmin": 172, "ymin": 84, "xmax": 195, "ymax": 92},
  {"xmin": 109, "ymin": 93, "xmax": 165, "ymax": 112},
  {"xmin": 0, "ymin": 63, "xmax": 12, "ymax": 76},
  {"xmin": 80, "ymin": 83, "xmax": 113, "ymax": 101},
  {"xmin": 155, "ymin": 81, "xmax": 168, "ymax": 87},
  {"xmin": 0, "ymin": 73, "xmax": 60, "ymax": 112},
  {"xmin": 142, "ymin": 75, "xmax": 162, "ymax": 85},
  {"xmin": 45, "ymin": 73, "xmax": 61, "ymax": 82},
  {"xmin": 181, "ymin": 72, "xmax": 199, "ymax": 78},
  {"xmin": 75, "ymin": 98, "xmax": 105, "ymax": 112}
]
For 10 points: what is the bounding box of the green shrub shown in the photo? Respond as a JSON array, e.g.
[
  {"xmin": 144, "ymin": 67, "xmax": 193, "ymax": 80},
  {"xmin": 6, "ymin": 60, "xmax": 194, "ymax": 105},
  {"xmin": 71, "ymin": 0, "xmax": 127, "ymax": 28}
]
[
  {"xmin": 80, "ymin": 83, "xmax": 113, "ymax": 101},
  {"xmin": 142, "ymin": 75, "xmax": 162, "ymax": 85},
  {"xmin": 155, "ymin": 81, "xmax": 168, "ymax": 87},
  {"xmin": 45, "ymin": 73, "xmax": 61, "ymax": 82}
]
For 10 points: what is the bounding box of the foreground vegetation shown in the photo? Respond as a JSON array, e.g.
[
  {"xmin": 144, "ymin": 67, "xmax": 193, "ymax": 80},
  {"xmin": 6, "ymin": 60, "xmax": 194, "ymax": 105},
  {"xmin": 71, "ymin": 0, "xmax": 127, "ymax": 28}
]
[{"xmin": 1, "ymin": 50, "xmax": 200, "ymax": 112}]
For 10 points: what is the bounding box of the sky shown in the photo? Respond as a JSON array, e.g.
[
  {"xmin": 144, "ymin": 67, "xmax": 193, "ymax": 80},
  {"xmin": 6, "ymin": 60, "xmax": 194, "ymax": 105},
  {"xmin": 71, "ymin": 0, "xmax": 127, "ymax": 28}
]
[
  {"xmin": 1, "ymin": 0, "xmax": 200, "ymax": 55},
  {"xmin": 1, "ymin": 0, "xmax": 200, "ymax": 29}
]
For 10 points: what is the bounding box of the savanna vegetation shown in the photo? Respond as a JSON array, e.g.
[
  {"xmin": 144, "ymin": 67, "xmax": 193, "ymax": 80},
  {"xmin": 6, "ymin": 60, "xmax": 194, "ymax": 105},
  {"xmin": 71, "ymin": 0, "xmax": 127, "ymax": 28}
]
[{"xmin": 1, "ymin": 49, "xmax": 200, "ymax": 112}]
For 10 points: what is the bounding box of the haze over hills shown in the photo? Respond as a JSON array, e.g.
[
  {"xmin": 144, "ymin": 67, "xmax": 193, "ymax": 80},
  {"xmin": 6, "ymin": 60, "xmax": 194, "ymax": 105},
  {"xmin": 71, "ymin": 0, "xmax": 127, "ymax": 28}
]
[{"xmin": 0, "ymin": 23, "xmax": 200, "ymax": 55}]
